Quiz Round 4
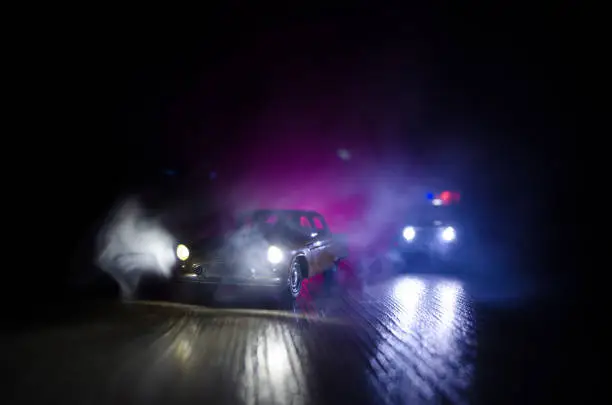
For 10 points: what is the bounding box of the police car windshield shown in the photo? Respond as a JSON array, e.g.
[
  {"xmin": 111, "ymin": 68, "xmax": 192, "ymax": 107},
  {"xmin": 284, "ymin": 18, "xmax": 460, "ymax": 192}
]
[{"xmin": 406, "ymin": 205, "xmax": 458, "ymax": 226}]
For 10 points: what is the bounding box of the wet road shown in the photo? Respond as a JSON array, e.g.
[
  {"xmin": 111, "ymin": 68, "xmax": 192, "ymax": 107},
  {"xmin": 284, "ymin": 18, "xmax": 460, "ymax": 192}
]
[{"xmin": 4, "ymin": 267, "xmax": 567, "ymax": 405}]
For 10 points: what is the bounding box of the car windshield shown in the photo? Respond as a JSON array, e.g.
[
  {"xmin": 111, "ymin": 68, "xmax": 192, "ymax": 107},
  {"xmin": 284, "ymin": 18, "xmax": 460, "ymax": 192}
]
[
  {"xmin": 236, "ymin": 210, "xmax": 288, "ymax": 231},
  {"xmin": 405, "ymin": 205, "xmax": 459, "ymax": 226},
  {"xmin": 189, "ymin": 211, "xmax": 289, "ymax": 242}
]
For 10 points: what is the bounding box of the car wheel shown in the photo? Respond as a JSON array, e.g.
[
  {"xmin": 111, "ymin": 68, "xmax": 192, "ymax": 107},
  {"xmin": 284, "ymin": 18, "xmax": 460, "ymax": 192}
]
[
  {"xmin": 279, "ymin": 256, "xmax": 304, "ymax": 308},
  {"xmin": 288, "ymin": 256, "xmax": 304, "ymax": 298}
]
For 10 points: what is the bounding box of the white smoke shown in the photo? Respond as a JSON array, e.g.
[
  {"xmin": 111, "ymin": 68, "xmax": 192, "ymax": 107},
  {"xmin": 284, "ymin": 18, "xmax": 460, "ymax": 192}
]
[{"xmin": 96, "ymin": 197, "xmax": 176, "ymax": 299}]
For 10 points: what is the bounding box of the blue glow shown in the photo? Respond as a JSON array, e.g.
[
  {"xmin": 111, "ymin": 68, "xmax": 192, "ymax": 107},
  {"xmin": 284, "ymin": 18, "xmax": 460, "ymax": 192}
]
[{"xmin": 426, "ymin": 192, "xmax": 434, "ymax": 200}]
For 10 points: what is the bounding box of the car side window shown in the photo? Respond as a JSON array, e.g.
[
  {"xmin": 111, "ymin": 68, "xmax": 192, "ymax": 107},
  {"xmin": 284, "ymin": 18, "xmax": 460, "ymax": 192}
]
[
  {"xmin": 311, "ymin": 214, "xmax": 329, "ymax": 236},
  {"xmin": 265, "ymin": 214, "xmax": 278, "ymax": 224},
  {"xmin": 299, "ymin": 215, "xmax": 312, "ymax": 229}
]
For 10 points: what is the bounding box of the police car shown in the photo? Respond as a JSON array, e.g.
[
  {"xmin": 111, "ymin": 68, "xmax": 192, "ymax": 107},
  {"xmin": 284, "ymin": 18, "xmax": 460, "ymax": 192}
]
[{"xmin": 394, "ymin": 190, "xmax": 465, "ymax": 266}]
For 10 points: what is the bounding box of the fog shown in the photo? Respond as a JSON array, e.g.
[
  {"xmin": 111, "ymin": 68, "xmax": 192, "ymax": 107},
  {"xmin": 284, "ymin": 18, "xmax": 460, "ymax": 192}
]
[{"xmin": 96, "ymin": 198, "xmax": 176, "ymax": 299}]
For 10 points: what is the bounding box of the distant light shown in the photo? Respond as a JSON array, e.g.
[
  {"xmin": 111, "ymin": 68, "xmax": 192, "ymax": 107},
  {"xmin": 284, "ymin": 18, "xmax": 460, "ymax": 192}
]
[
  {"xmin": 432, "ymin": 198, "xmax": 442, "ymax": 206},
  {"xmin": 440, "ymin": 191, "xmax": 451, "ymax": 203},
  {"xmin": 441, "ymin": 226, "xmax": 456, "ymax": 242},
  {"xmin": 426, "ymin": 192, "xmax": 434, "ymax": 200},
  {"xmin": 337, "ymin": 149, "xmax": 351, "ymax": 161},
  {"xmin": 163, "ymin": 169, "xmax": 177, "ymax": 176},
  {"xmin": 436, "ymin": 190, "xmax": 461, "ymax": 204},
  {"xmin": 209, "ymin": 171, "xmax": 217, "ymax": 180},
  {"xmin": 402, "ymin": 226, "xmax": 416, "ymax": 241}
]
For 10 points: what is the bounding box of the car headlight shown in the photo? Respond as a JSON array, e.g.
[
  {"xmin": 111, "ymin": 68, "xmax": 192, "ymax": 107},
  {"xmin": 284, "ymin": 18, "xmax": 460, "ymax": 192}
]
[
  {"xmin": 402, "ymin": 226, "xmax": 416, "ymax": 241},
  {"xmin": 267, "ymin": 245, "xmax": 283, "ymax": 264},
  {"xmin": 440, "ymin": 226, "xmax": 456, "ymax": 242},
  {"xmin": 176, "ymin": 244, "xmax": 190, "ymax": 261}
]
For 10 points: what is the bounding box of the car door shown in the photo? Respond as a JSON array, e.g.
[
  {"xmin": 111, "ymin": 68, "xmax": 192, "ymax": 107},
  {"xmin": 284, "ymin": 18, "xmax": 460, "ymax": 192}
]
[
  {"xmin": 309, "ymin": 213, "xmax": 335, "ymax": 272},
  {"xmin": 297, "ymin": 214, "xmax": 322, "ymax": 276}
]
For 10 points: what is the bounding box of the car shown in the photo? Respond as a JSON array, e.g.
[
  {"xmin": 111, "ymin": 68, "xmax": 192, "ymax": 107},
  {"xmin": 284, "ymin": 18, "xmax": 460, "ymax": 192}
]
[
  {"xmin": 171, "ymin": 209, "xmax": 347, "ymax": 303},
  {"xmin": 392, "ymin": 190, "xmax": 465, "ymax": 268}
]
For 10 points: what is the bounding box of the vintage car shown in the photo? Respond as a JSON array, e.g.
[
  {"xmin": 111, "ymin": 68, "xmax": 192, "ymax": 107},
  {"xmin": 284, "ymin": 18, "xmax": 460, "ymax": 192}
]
[{"xmin": 172, "ymin": 209, "xmax": 347, "ymax": 302}]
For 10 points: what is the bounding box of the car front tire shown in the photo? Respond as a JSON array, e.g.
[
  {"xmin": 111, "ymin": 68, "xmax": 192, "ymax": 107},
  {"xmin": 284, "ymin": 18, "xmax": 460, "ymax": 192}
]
[{"xmin": 280, "ymin": 256, "xmax": 304, "ymax": 306}]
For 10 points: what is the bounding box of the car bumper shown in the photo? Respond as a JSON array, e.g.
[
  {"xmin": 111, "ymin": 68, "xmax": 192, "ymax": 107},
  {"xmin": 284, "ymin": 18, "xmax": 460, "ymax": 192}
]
[
  {"xmin": 175, "ymin": 272, "xmax": 284, "ymax": 287},
  {"xmin": 395, "ymin": 239, "xmax": 460, "ymax": 260},
  {"xmin": 173, "ymin": 261, "xmax": 286, "ymax": 288}
]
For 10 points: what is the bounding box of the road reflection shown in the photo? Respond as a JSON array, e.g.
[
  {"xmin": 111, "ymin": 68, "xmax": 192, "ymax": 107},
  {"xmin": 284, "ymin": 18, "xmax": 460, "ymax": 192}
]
[
  {"xmin": 6, "ymin": 273, "xmax": 479, "ymax": 405},
  {"xmin": 241, "ymin": 325, "xmax": 307, "ymax": 405},
  {"xmin": 392, "ymin": 278, "xmax": 426, "ymax": 329},
  {"xmin": 363, "ymin": 276, "xmax": 475, "ymax": 404}
]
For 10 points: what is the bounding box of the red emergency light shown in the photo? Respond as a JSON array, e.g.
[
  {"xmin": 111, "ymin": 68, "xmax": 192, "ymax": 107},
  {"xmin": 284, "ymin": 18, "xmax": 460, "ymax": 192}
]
[
  {"xmin": 435, "ymin": 191, "xmax": 460, "ymax": 205},
  {"xmin": 440, "ymin": 191, "xmax": 451, "ymax": 203}
]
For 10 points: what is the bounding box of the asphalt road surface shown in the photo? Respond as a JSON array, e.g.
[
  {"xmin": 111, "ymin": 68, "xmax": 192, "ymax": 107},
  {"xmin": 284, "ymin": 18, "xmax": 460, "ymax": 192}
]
[{"xmin": 3, "ymin": 262, "xmax": 569, "ymax": 405}]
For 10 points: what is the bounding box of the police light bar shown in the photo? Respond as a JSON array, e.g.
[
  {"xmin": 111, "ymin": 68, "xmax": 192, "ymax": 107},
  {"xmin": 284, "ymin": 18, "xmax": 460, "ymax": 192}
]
[{"xmin": 427, "ymin": 190, "xmax": 460, "ymax": 205}]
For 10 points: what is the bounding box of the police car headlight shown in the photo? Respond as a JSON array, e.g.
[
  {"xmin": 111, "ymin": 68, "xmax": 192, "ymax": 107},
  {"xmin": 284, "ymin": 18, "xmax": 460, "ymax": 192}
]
[
  {"xmin": 402, "ymin": 226, "xmax": 416, "ymax": 241},
  {"xmin": 267, "ymin": 245, "xmax": 284, "ymax": 264},
  {"xmin": 440, "ymin": 226, "xmax": 456, "ymax": 242},
  {"xmin": 176, "ymin": 244, "xmax": 190, "ymax": 261}
]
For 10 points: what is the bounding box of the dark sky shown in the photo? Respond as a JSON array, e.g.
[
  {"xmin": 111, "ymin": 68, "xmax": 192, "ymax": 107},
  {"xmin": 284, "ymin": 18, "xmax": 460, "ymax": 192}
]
[{"xmin": 31, "ymin": 4, "xmax": 576, "ymax": 280}]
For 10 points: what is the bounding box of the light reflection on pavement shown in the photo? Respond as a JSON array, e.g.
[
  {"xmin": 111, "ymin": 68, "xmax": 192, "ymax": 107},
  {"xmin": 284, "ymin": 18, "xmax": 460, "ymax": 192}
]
[
  {"xmin": 4, "ymin": 270, "xmax": 553, "ymax": 405},
  {"xmin": 356, "ymin": 277, "xmax": 474, "ymax": 404}
]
